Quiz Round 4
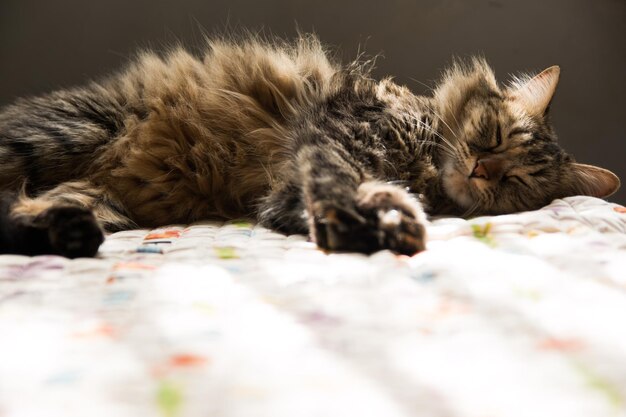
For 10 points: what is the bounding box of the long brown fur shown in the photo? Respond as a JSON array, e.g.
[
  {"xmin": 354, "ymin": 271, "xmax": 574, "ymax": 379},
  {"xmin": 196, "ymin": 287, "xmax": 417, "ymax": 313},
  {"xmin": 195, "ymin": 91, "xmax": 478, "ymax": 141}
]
[{"xmin": 92, "ymin": 37, "xmax": 337, "ymax": 225}]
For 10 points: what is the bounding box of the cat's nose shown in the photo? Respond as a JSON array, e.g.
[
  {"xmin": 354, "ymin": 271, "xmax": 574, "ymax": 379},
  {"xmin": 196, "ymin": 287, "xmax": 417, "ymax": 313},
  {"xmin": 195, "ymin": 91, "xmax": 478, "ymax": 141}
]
[{"xmin": 471, "ymin": 157, "xmax": 505, "ymax": 180}]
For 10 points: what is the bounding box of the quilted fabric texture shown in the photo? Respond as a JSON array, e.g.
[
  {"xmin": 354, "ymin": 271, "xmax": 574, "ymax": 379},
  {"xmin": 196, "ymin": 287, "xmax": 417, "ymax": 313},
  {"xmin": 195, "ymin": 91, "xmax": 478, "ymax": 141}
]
[{"xmin": 1, "ymin": 196, "xmax": 625, "ymax": 417}]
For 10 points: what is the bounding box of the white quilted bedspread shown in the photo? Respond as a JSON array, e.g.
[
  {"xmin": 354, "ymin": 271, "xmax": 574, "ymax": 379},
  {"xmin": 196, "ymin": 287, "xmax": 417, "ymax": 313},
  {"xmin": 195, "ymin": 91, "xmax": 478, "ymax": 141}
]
[{"xmin": 1, "ymin": 196, "xmax": 626, "ymax": 417}]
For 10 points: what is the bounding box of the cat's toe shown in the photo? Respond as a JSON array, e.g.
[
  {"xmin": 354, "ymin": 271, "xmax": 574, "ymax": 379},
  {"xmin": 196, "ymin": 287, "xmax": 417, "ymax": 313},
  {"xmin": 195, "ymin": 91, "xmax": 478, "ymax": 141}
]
[
  {"xmin": 313, "ymin": 205, "xmax": 378, "ymax": 254},
  {"xmin": 44, "ymin": 207, "xmax": 104, "ymax": 258},
  {"xmin": 376, "ymin": 208, "xmax": 426, "ymax": 255}
]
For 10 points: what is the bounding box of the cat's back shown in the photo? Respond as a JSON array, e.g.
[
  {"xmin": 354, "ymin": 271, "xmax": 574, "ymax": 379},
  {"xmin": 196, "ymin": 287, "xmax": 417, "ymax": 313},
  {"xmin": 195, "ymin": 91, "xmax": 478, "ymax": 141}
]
[{"xmin": 0, "ymin": 81, "xmax": 128, "ymax": 192}]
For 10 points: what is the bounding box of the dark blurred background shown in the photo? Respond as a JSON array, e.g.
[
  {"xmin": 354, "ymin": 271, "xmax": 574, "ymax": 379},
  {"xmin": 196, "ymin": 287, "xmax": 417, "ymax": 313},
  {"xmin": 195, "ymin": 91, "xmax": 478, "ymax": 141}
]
[{"xmin": 1, "ymin": 0, "xmax": 624, "ymax": 202}]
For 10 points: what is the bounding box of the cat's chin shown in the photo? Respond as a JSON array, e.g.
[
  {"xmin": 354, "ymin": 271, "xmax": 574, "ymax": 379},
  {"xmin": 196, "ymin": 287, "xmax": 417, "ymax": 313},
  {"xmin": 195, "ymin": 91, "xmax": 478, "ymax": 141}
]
[{"xmin": 441, "ymin": 161, "xmax": 476, "ymax": 211}]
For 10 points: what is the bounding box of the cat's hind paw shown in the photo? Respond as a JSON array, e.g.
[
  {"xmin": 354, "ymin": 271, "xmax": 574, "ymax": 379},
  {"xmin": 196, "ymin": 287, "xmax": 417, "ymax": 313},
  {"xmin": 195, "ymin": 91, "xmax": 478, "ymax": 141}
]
[{"xmin": 40, "ymin": 206, "xmax": 104, "ymax": 258}]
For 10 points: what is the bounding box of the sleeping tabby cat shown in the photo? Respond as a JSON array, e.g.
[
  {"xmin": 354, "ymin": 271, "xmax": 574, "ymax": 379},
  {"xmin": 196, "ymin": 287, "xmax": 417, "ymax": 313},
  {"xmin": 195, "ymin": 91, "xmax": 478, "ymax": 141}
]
[{"xmin": 0, "ymin": 35, "xmax": 620, "ymax": 258}]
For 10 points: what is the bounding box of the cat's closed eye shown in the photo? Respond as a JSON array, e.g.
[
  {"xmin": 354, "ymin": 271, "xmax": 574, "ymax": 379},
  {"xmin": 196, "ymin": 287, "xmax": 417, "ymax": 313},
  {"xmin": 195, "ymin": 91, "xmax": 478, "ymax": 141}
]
[
  {"xmin": 507, "ymin": 127, "xmax": 531, "ymax": 139},
  {"xmin": 495, "ymin": 124, "xmax": 502, "ymax": 148},
  {"xmin": 472, "ymin": 128, "xmax": 500, "ymax": 152},
  {"xmin": 504, "ymin": 174, "xmax": 529, "ymax": 187}
]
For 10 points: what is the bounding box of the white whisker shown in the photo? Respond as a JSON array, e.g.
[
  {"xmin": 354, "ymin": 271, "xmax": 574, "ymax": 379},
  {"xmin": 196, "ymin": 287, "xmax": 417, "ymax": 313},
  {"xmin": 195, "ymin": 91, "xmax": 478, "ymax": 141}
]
[
  {"xmin": 461, "ymin": 200, "xmax": 481, "ymax": 218},
  {"xmin": 443, "ymin": 100, "xmax": 462, "ymax": 133},
  {"xmin": 408, "ymin": 117, "xmax": 463, "ymax": 167},
  {"xmin": 405, "ymin": 114, "xmax": 456, "ymax": 154},
  {"xmin": 408, "ymin": 77, "xmax": 435, "ymax": 93},
  {"xmin": 420, "ymin": 101, "xmax": 459, "ymax": 141}
]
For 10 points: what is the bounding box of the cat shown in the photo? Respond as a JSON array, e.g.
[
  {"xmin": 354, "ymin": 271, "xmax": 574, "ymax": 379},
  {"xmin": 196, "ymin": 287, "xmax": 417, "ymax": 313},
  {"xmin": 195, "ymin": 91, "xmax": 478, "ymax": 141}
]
[{"xmin": 0, "ymin": 34, "xmax": 620, "ymax": 258}]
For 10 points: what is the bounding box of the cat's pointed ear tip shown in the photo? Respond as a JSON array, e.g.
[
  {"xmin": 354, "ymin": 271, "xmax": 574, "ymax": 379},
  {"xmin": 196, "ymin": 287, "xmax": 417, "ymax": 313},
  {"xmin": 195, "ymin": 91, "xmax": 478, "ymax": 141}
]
[
  {"xmin": 596, "ymin": 168, "xmax": 620, "ymax": 198},
  {"xmin": 570, "ymin": 163, "xmax": 621, "ymax": 198},
  {"xmin": 607, "ymin": 171, "xmax": 621, "ymax": 196},
  {"xmin": 542, "ymin": 65, "xmax": 560, "ymax": 77},
  {"xmin": 599, "ymin": 173, "xmax": 621, "ymax": 198}
]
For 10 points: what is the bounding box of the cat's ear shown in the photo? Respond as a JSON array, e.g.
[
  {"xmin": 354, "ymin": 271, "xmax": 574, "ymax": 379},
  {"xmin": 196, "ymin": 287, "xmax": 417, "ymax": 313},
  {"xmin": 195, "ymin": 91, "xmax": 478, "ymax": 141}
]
[
  {"xmin": 566, "ymin": 163, "xmax": 620, "ymax": 198},
  {"xmin": 510, "ymin": 66, "xmax": 560, "ymax": 117}
]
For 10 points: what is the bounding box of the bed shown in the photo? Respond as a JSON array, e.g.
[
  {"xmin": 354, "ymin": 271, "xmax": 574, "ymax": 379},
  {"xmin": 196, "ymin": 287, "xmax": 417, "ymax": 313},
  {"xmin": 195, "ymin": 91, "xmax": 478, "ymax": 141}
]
[{"xmin": 1, "ymin": 195, "xmax": 625, "ymax": 417}]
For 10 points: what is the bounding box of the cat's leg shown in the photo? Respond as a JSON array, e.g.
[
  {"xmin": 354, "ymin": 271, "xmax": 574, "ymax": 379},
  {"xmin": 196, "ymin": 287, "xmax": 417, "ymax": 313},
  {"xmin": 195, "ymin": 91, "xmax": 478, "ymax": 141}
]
[
  {"xmin": 257, "ymin": 182, "xmax": 309, "ymax": 235},
  {"xmin": 1, "ymin": 181, "xmax": 134, "ymax": 258},
  {"xmin": 298, "ymin": 145, "xmax": 427, "ymax": 255}
]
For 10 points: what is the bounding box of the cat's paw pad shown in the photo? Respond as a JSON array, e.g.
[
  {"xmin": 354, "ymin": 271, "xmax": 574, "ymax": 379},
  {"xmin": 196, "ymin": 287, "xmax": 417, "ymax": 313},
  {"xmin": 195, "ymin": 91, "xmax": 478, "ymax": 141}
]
[
  {"xmin": 313, "ymin": 183, "xmax": 427, "ymax": 256},
  {"xmin": 42, "ymin": 207, "xmax": 104, "ymax": 258}
]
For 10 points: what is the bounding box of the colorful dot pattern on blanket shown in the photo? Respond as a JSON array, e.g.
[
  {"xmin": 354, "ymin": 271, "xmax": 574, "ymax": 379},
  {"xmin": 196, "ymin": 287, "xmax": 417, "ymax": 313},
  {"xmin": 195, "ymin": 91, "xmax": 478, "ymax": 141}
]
[{"xmin": 1, "ymin": 197, "xmax": 626, "ymax": 417}]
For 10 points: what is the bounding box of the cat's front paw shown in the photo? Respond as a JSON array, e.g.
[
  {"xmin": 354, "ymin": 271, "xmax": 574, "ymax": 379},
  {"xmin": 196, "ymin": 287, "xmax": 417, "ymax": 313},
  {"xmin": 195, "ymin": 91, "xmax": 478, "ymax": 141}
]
[
  {"xmin": 39, "ymin": 206, "xmax": 104, "ymax": 258},
  {"xmin": 312, "ymin": 183, "xmax": 427, "ymax": 256}
]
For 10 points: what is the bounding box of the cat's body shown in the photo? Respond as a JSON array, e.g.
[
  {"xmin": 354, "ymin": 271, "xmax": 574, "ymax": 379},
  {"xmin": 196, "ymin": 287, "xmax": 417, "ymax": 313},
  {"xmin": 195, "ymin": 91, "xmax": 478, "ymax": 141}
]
[{"xmin": 0, "ymin": 35, "xmax": 619, "ymax": 257}]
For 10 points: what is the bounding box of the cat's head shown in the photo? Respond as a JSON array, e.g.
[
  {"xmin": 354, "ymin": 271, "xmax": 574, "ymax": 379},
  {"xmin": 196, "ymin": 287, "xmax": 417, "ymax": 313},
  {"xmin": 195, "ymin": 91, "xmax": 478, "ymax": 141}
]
[{"xmin": 432, "ymin": 58, "xmax": 619, "ymax": 215}]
